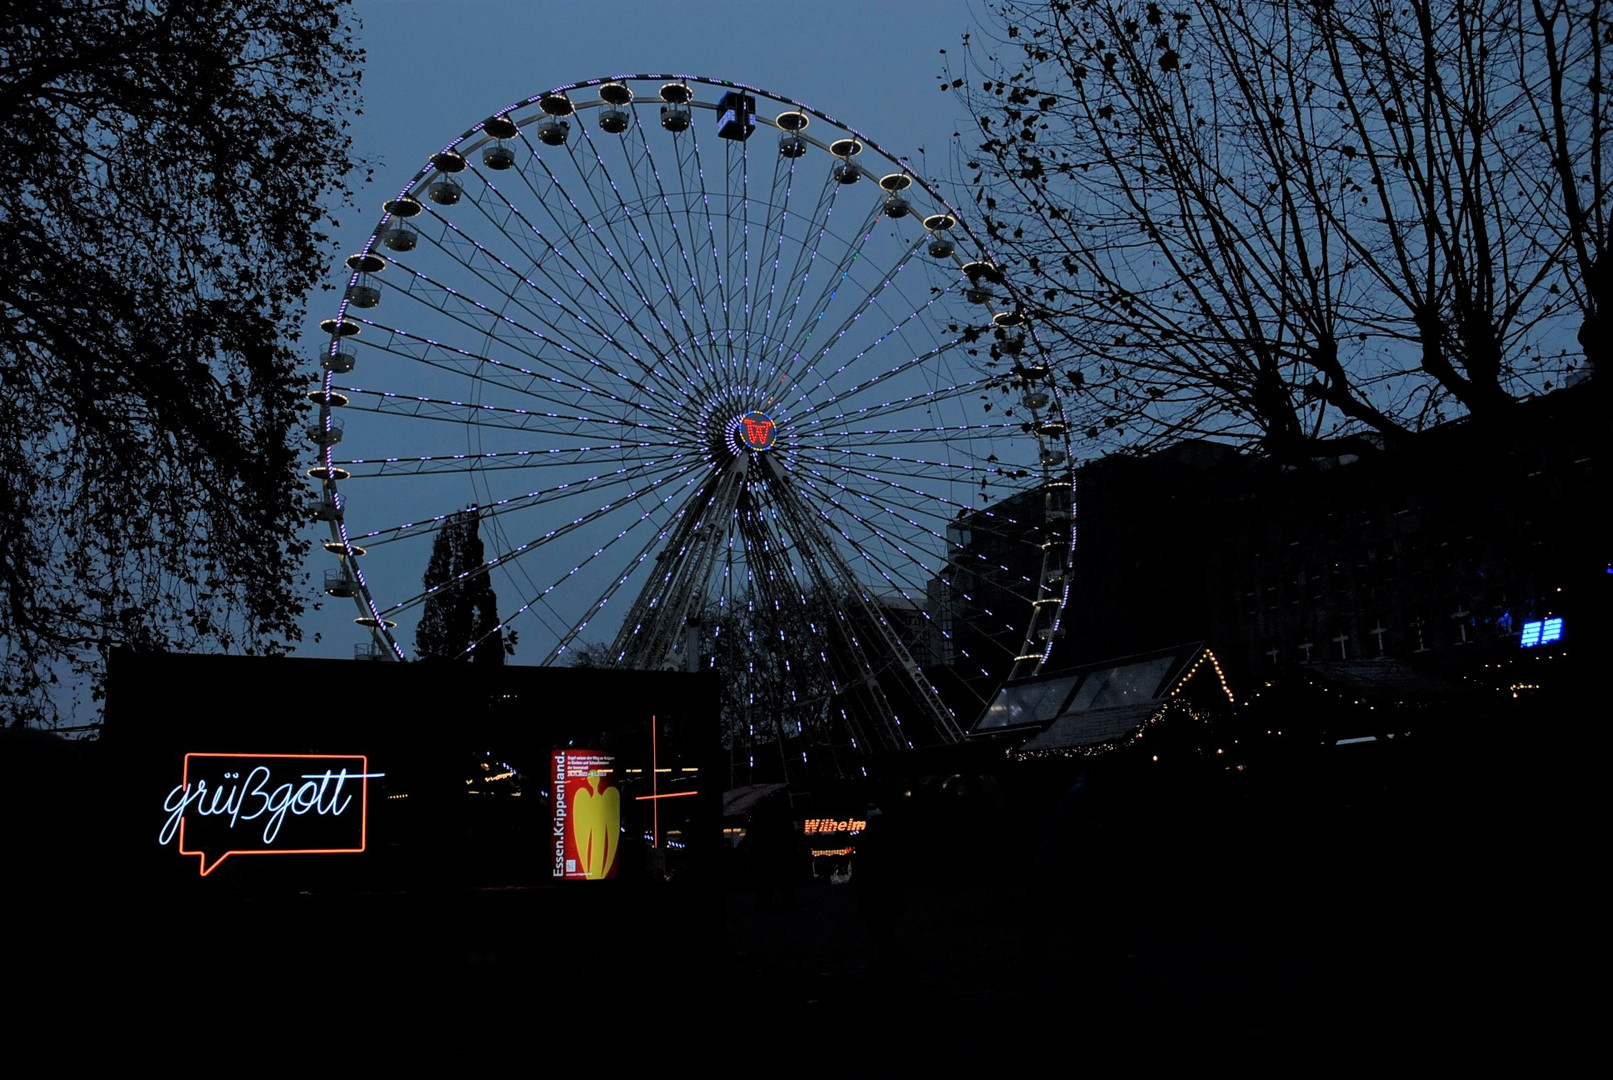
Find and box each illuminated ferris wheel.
[310,75,1074,759]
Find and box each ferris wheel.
[310,75,1074,759]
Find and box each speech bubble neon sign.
[158,753,382,877]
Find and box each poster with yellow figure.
[551,750,619,880]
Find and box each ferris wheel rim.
[309,74,1075,743]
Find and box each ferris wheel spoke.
[506,141,637,289]
[797,486,1038,667]
[330,442,692,481]
[790,455,1044,554]
[327,383,687,446]
[614,119,734,389]
[796,441,1048,501]
[738,502,856,642]
[771,475,944,600]
[350,265,590,387]
[508,132,721,394]
[761,477,922,629]
[725,137,774,400]
[739,149,802,385]
[359,246,687,419]
[695,135,745,396]
[462,148,674,352]
[789,445,1037,494]
[717,518,874,765]
[777,200,956,409]
[761,187,886,394]
[391,211,631,381]
[790,327,1012,454]
[766,163,876,353]
[787,470,969,565]
[759,475,959,744]
[789,348,1023,427]
[342,318,682,433]
[346,464,706,593]
[542,523,672,664]
[751,165,838,406]
[398,164,709,405]
[792,365,1005,426]
[943,569,1046,664]
[381,459,717,620]
[549,460,745,666]
[677,123,741,395]
[782,330,966,433]
[804,424,1038,450]
[563,120,727,392]
[609,457,754,666]
[420,205,690,405]
[779,464,1046,656]
[715,138,753,398]
[605,117,728,391]
[328,381,673,435]
[732,504,888,738]
[753,172,844,385]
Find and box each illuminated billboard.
[552,749,619,880]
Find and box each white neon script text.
[158,768,383,847]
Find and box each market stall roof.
[970,642,1232,755]
[1294,659,1479,705]
[1017,701,1166,755]
[722,783,789,818]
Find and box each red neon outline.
[634,790,699,801]
[652,714,658,847]
[176,753,372,877]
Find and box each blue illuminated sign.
[1520,617,1563,647]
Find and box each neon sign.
[739,411,776,451]
[803,818,866,835]
[158,753,382,876]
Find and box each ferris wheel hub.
[733,410,777,452]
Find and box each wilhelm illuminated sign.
[157,753,382,877]
[803,818,866,835]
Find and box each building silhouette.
[938,379,1603,722]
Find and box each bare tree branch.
[947,0,1603,464]
[0,0,365,724]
